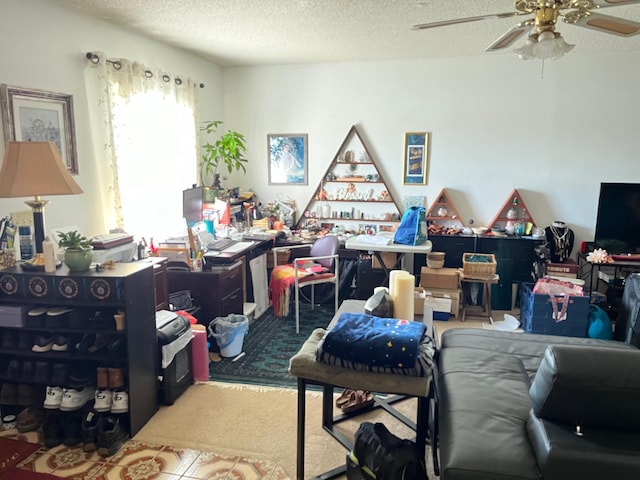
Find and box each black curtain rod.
[85,52,205,88]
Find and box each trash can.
[208,314,249,357]
[156,310,193,405]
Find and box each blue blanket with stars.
[321,312,426,369]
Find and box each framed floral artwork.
[1,84,78,174]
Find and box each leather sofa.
[436,328,640,480]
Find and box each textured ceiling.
[56,0,640,66]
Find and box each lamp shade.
[0,141,83,198]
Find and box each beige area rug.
[134,381,434,479]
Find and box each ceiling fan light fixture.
[533,31,575,60]
[515,30,575,61]
[514,34,538,60]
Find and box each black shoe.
[68,367,96,389]
[26,306,48,328]
[17,384,37,406]
[88,333,113,354]
[1,330,17,349]
[88,310,116,331]
[17,331,32,351]
[22,361,35,382]
[63,411,83,447]
[46,307,72,329]
[0,383,18,404]
[50,363,69,387]
[81,410,102,452]
[34,362,51,384]
[32,335,55,353]
[97,415,128,457]
[7,360,21,380]
[108,338,126,359]
[43,411,65,448]
[52,335,70,352]
[76,333,96,355]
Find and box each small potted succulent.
[57,230,93,272]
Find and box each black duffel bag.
[168,290,201,319]
[347,422,428,480]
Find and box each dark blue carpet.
[208,303,335,388]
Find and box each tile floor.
[1,429,290,480]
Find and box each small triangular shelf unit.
[426,188,465,230]
[296,125,403,234]
[487,189,537,232]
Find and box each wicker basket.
[462,253,496,278]
[268,249,291,269]
[427,251,445,269]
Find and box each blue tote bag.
[394,206,428,245]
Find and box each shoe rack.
[296,125,403,234]
[0,262,157,436]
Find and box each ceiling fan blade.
[485,21,533,51]
[412,11,528,30]
[583,0,640,9]
[566,11,640,36]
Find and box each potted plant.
[57,230,93,272]
[200,120,248,200]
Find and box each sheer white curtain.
[84,52,198,242]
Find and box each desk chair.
[271,235,340,333]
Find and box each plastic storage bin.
[520,282,590,337]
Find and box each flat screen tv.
[182,186,204,226]
[594,182,640,254]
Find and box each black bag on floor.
[168,290,201,319]
[347,422,428,480]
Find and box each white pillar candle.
[389,269,411,299]
[393,273,415,320]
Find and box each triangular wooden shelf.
[426,188,464,229]
[487,189,536,231]
[296,125,403,233]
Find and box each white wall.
[223,53,640,251]
[0,0,223,238]
[2,0,639,254]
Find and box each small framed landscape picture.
[0,84,78,174]
[268,133,308,185]
[403,132,429,185]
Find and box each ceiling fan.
[413,1,640,60]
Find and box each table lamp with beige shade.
[0,141,83,270]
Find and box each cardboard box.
[414,287,453,320]
[420,267,459,290]
[423,287,461,318]
[372,252,398,270]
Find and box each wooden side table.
[459,271,500,323]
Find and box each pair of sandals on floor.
[335,388,374,413]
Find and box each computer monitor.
[182,186,204,226]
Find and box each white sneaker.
[94,389,113,412]
[60,387,95,411]
[44,386,63,409]
[111,390,129,413]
